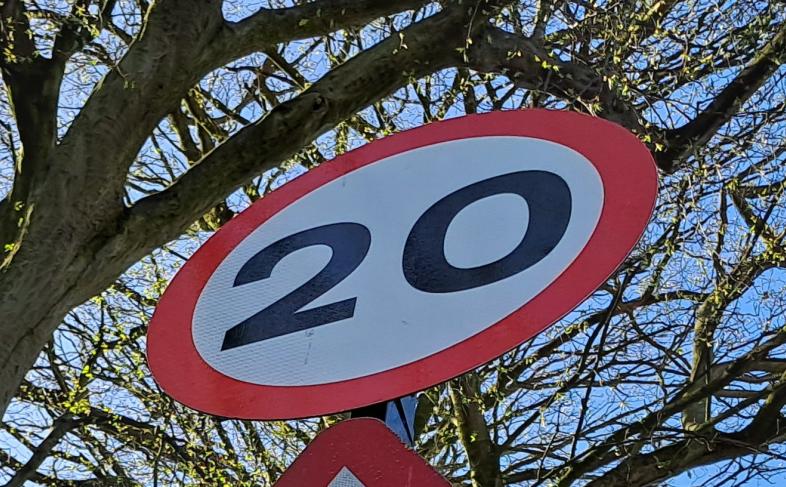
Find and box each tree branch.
[59,0,431,213]
[4,415,82,487]
[99,4,476,273]
[464,26,644,138]
[450,374,502,487]
[212,0,429,67]
[658,22,786,172]
[551,327,786,485]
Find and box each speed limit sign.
[147,109,658,419]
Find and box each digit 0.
[402,171,571,293]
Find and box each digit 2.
[221,223,371,351]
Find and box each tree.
[1,0,786,485]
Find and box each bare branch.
[658,22,786,172]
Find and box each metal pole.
[349,395,417,446]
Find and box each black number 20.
[221,170,571,351]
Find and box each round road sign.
[147,109,658,419]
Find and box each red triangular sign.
[274,418,450,486]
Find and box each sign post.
[350,395,417,445]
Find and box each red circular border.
[147,109,658,419]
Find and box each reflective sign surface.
[147,110,657,419]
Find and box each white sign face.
[191,137,603,385]
[328,468,365,487]
[147,109,658,420]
